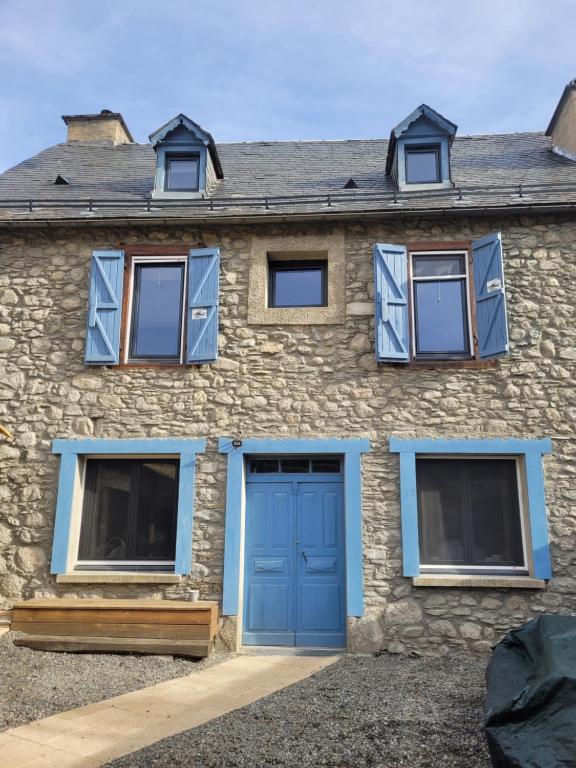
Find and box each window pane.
[249,459,280,473]
[468,461,524,566]
[406,148,440,183]
[271,265,325,307]
[79,460,132,559]
[417,460,467,564]
[417,459,525,569]
[166,157,199,191]
[311,458,341,473]
[412,255,466,277]
[414,280,468,354]
[131,264,184,359]
[281,458,310,473]
[78,459,178,562]
[133,461,178,559]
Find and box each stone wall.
[0,213,574,654]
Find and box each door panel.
[243,483,294,645]
[295,484,345,647]
[243,478,345,648]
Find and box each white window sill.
[56,573,182,585]
[412,575,546,589]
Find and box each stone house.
[0,81,575,655]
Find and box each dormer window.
[165,156,200,192]
[149,114,223,200]
[386,104,457,192]
[405,145,441,184]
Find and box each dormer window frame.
[397,135,452,192]
[152,143,208,200]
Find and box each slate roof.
[0,131,575,225]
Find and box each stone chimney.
[546,79,576,161]
[62,109,134,145]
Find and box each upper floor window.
[84,247,220,367]
[129,259,186,362]
[165,156,200,192]
[268,259,328,308]
[373,232,509,364]
[411,251,471,359]
[405,145,441,184]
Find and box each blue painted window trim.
[50,438,206,575]
[389,437,553,580]
[218,437,371,618]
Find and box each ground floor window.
[389,438,552,582]
[50,438,205,576]
[77,458,179,569]
[417,458,525,572]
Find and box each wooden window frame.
[404,240,493,369]
[118,244,203,368]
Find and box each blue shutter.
[373,243,410,362]
[472,232,509,358]
[84,250,124,365]
[187,247,219,363]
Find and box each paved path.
[1,653,338,767]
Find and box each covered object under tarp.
[484,614,576,767]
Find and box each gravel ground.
[107,652,491,768]
[0,630,228,731]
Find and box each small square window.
[411,252,471,359]
[165,156,200,192]
[268,260,327,308]
[129,262,186,361]
[405,145,441,184]
[77,459,179,569]
[416,458,526,572]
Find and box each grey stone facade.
[0,212,574,654]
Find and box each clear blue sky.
[0,0,574,172]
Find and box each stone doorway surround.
[218,437,371,651]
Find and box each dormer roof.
[148,113,223,178]
[386,104,458,174]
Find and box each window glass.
[417,459,524,569]
[78,459,178,562]
[281,458,310,473]
[269,261,326,308]
[405,147,440,184]
[249,459,280,473]
[311,457,341,473]
[414,280,468,354]
[166,157,199,191]
[412,255,465,277]
[130,263,184,359]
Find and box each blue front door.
[243,478,345,647]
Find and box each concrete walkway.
[1,654,338,768]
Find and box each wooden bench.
[11,598,218,657]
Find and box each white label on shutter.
[191,308,208,320]
[486,278,502,293]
